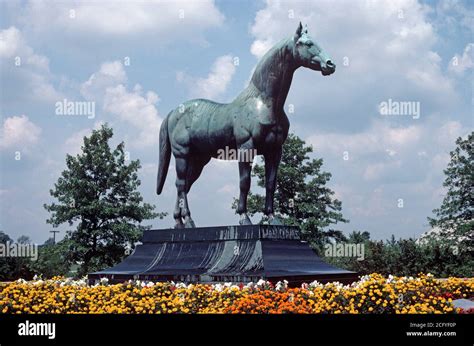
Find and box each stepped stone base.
[88,225,358,286]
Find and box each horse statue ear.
[294,22,303,41]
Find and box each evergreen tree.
[428,132,473,245]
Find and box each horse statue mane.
[157,22,336,228]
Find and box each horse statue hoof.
[184,216,196,228]
[268,214,283,226]
[239,214,253,225]
[174,221,185,229]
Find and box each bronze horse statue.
[157,23,336,228]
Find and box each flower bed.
[0,274,472,314]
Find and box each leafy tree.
[12,235,34,279]
[428,132,473,245]
[325,232,473,277]
[29,239,73,278]
[17,235,31,244]
[0,232,11,245]
[0,231,15,281]
[233,133,348,250]
[44,124,165,277]
[0,232,34,280]
[43,238,55,246]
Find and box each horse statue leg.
[174,156,196,228]
[236,140,254,225]
[173,197,184,228]
[264,148,283,225]
[237,161,252,225]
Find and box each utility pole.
[49,230,60,244]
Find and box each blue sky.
[0,0,472,244]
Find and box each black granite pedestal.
[88,225,358,286]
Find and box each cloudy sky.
[0,0,472,244]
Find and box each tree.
[44,124,165,277]
[0,231,15,281]
[233,133,348,250]
[346,230,371,243]
[428,132,473,245]
[325,232,473,277]
[17,235,31,244]
[12,235,34,279]
[28,239,73,278]
[0,232,34,281]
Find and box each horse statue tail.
[156,113,171,195]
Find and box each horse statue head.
[292,22,336,76]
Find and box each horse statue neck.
[247,38,298,114]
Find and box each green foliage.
[233,133,348,248]
[0,232,72,280]
[428,132,473,245]
[28,239,73,278]
[0,232,34,281]
[326,231,474,278]
[0,232,15,281]
[44,124,165,277]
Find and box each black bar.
[0,314,472,345]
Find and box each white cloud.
[0,26,22,58]
[431,152,451,172]
[0,115,41,151]
[178,55,236,100]
[0,25,49,71]
[448,43,474,74]
[308,121,422,157]
[80,61,162,148]
[103,84,161,147]
[307,118,465,182]
[363,161,401,181]
[64,128,91,156]
[352,187,390,217]
[195,55,236,99]
[435,0,474,33]
[80,61,127,101]
[21,1,224,40]
[250,39,273,59]
[0,26,62,102]
[435,120,465,147]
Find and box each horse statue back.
[157,23,336,228]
